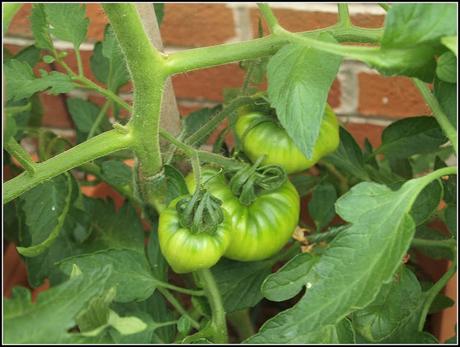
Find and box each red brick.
[6,4,32,38]
[358,73,431,118]
[328,79,341,108]
[40,93,72,129]
[172,63,245,102]
[161,4,235,47]
[251,9,337,37]
[351,14,385,28]
[343,122,385,148]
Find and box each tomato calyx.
[176,189,224,234]
[226,156,287,206]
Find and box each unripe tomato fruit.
[186,169,300,262]
[235,104,339,174]
[158,196,232,274]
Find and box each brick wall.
[5,3,432,148]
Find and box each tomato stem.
[195,268,228,343]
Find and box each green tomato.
[158,196,232,274]
[186,169,300,262]
[235,104,339,174]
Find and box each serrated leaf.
[24,198,144,287]
[101,160,132,187]
[4,266,112,344]
[413,225,454,260]
[164,164,189,204]
[308,182,337,230]
[90,25,130,92]
[377,116,447,159]
[382,4,457,48]
[66,98,111,142]
[30,4,54,51]
[410,179,443,226]
[146,230,169,281]
[17,174,73,257]
[5,60,74,101]
[182,106,222,146]
[267,33,342,159]
[262,253,318,302]
[112,291,177,343]
[434,77,457,128]
[352,266,422,342]
[442,36,457,56]
[436,51,457,83]
[43,4,89,49]
[59,249,158,303]
[289,174,319,197]
[15,45,42,67]
[324,127,370,181]
[246,172,439,343]
[211,258,274,313]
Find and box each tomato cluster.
[158,104,340,273]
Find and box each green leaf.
[429,292,455,314]
[5,60,74,101]
[30,4,54,51]
[413,225,454,260]
[410,179,443,226]
[382,4,457,48]
[444,204,457,237]
[436,51,457,83]
[153,3,165,26]
[90,25,130,92]
[24,198,144,287]
[43,4,89,49]
[4,266,112,344]
[410,145,454,175]
[352,266,422,342]
[388,157,413,179]
[324,127,369,181]
[441,36,457,56]
[289,174,319,197]
[262,253,319,302]
[76,287,148,337]
[59,249,158,303]
[377,116,447,159]
[308,182,337,230]
[15,45,42,67]
[164,164,189,204]
[146,230,169,281]
[246,172,438,343]
[177,315,192,335]
[182,106,222,146]
[66,98,110,142]
[17,174,73,257]
[110,292,177,343]
[211,258,274,313]
[101,160,132,187]
[267,33,342,159]
[434,77,457,128]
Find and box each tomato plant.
[3,3,458,344]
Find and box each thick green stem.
[159,128,245,170]
[412,78,457,155]
[337,3,352,27]
[195,268,228,343]
[418,253,457,331]
[164,26,383,76]
[257,3,280,32]
[5,139,37,175]
[4,129,133,204]
[227,309,255,341]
